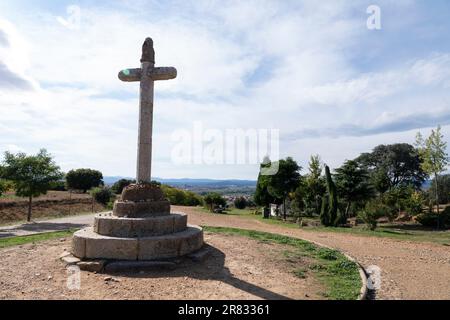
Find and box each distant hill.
[103,176,256,188]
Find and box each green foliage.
[254,158,277,207]
[403,190,425,216]
[90,186,114,206]
[203,192,226,211]
[357,143,427,193]
[319,195,330,226]
[429,174,450,205]
[416,206,450,229]
[49,180,66,191]
[358,200,390,230]
[290,179,306,217]
[234,196,247,209]
[161,185,202,206]
[325,165,339,225]
[265,157,302,219]
[416,126,449,209]
[66,168,103,193]
[111,178,136,194]
[334,160,374,218]
[1,149,63,221]
[304,155,326,215]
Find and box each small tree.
[204,192,226,212]
[66,168,103,193]
[111,178,136,194]
[416,126,449,225]
[90,186,114,206]
[1,149,63,221]
[234,196,247,209]
[304,155,326,215]
[266,157,301,220]
[335,160,374,219]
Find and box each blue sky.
[0,0,449,179]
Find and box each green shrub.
[66,168,103,193]
[358,200,390,230]
[90,187,113,206]
[234,196,247,209]
[416,206,450,229]
[49,180,66,191]
[111,179,135,194]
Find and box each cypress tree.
[324,165,339,226]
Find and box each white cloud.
[0,1,449,179]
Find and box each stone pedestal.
[71,184,204,261]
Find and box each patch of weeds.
[0,230,76,249]
[293,268,307,279]
[316,248,339,261]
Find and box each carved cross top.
[118,38,177,183]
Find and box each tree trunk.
[434,172,440,229]
[283,197,287,220]
[345,202,351,220]
[27,195,32,222]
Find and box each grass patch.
[0,230,75,249]
[193,207,450,245]
[203,226,361,300]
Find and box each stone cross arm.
[118,67,177,82]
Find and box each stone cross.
[118,38,177,183]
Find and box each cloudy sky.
[0,0,449,180]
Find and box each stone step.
[94,212,187,238]
[113,200,170,217]
[72,225,203,261]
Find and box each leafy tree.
[161,185,202,206]
[204,192,226,212]
[254,159,277,208]
[90,186,114,206]
[334,160,374,219]
[66,168,103,193]
[304,155,326,215]
[1,149,63,221]
[234,196,247,209]
[416,126,449,217]
[356,143,427,193]
[111,178,136,194]
[266,157,301,220]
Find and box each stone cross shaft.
[118,38,177,183]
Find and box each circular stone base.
[71,225,203,261]
[94,212,188,237]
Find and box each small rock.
[104,277,112,281]
[61,255,81,265]
[47,276,53,280]
[35,273,41,277]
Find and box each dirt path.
[174,206,450,300]
[0,233,324,300]
[2,206,449,299]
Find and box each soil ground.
[0,232,324,300]
[1,205,449,300]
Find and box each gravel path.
[2,206,449,300]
